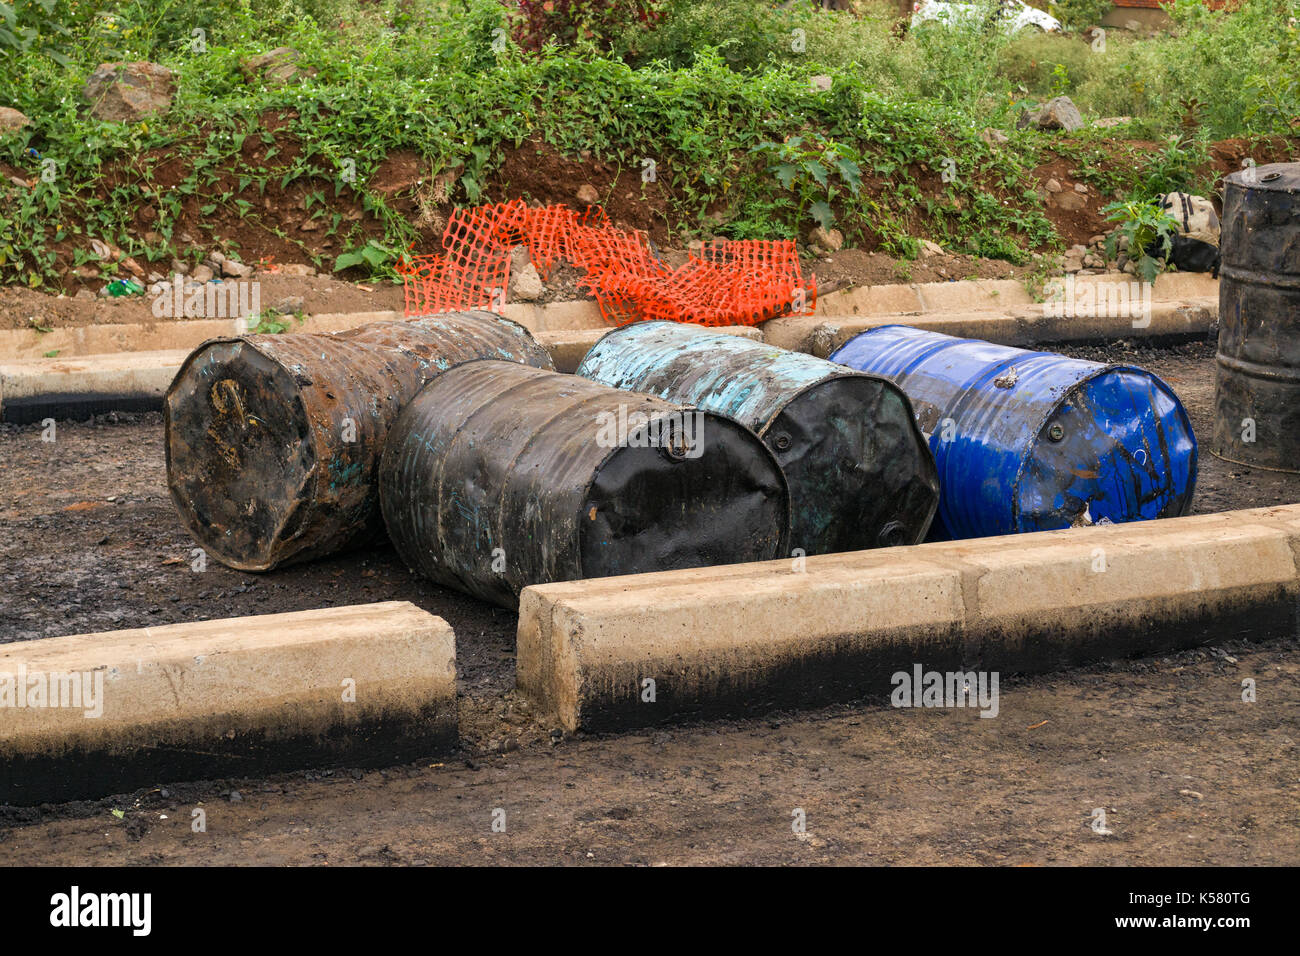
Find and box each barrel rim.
[382,309,545,344]
[581,410,793,575]
[164,335,315,572]
[1224,162,1300,194]
[1010,361,1199,527]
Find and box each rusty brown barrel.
[164,312,554,571]
[1214,162,1300,472]
[378,361,790,608]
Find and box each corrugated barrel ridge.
[1213,162,1300,472]
[577,321,939,554]
[379,361,791,608]
[830,325,1197,540]
[164,311,553,571]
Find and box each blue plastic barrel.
[829,326,1198,540]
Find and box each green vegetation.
[1102,198,1180,283]
[248,306,306,334]
[0,0,1295,289]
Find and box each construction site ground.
[0,338,1297,864]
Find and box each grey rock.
[82,61,175,122]
[510,260,544,302]
[1017,95,1085,132]
[273,295,305,315]
[807,226,844,254]
[240,47,312,87]
[0,107,31,134]
[221,258,252,278]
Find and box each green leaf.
[836,158,862,194]
[809,202,834,230]
[333,251,366,271]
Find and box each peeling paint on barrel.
[164,311,553,571]
[379,361,790,608]
[830,325,1197,540]
[1213,162,1300,473]
[576,321,939,555]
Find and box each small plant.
[1049,62,1070,98]
[0,0,72,66]
[248,308,305,335]
[1102,199,1180,284]
[751,133,862,231]
[333,239,402,276]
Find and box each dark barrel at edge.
[378,361,791,608]
[164,311,554,571]
[575,321,939,555]
[1213,162,1300,472]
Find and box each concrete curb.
[0,310,402,361]
[811,272,1217,319]
[0,275,1219,419]
[0,350,189,424]
[0,301,607,361]
[0,326,768,419]
[0,602,457,805]
[1,273,1216,361]
[764,298,1217,357]
[517,505,1300,732]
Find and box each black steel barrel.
[164,311,554,571]
[1214,162,1300,472]
[378,361,790,608]
[576,321,939,554]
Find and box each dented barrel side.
[378,361,790,608]
[1214,162,1300,472]
[830,325,1197,540]
[164,311,553,571]
[577,321,939,554]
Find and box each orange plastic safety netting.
[396,199,816,327]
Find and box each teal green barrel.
[576,321,940,555]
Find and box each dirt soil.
[0,247,1032,333]
[8,128,1290,332]
[0,342,1297,864]
[0,272,406,332]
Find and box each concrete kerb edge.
[1,273,1217,362]
[515,505,1300,732]
[0,601,459,805]
[2,299,1218,420]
